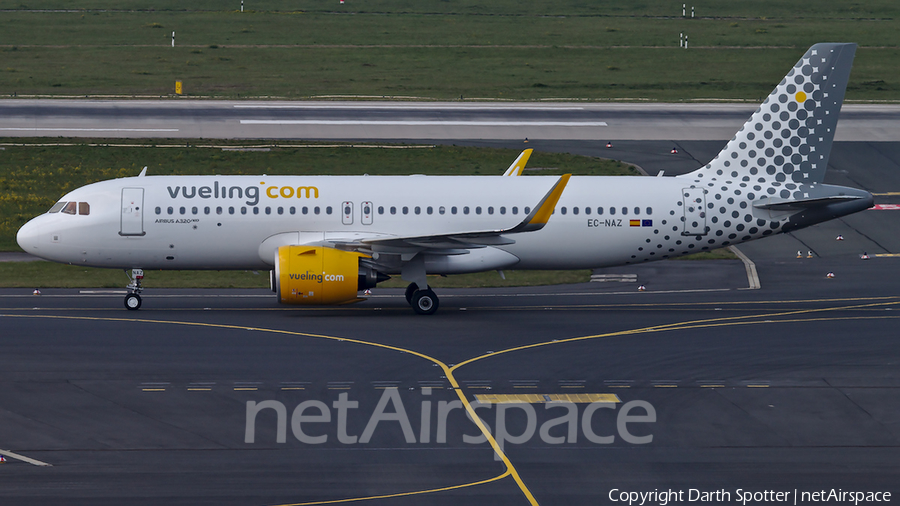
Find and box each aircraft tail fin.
[688,43,856,185]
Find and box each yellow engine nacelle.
[274,246,370,305]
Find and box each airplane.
[16,43,872,315]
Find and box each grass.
[378,270,592,289]
[0,140,638,250]
[0,261,272,288]
[2,0,898,19]
[0,1,897,100]
[675,248,738,260]
[0,261,592,289]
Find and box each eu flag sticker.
[642,220,653,227]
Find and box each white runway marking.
[0,127,179,132]
[240,120,607,127]
[234,105,585,110]
[0,448,52,467]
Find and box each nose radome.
[16,219,41,254]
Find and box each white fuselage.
[18,174,738,272]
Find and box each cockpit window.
[51,201,90,215]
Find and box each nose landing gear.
[124,268,144,310]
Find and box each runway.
[1,270,898,505]
[2,100,900,504]
[2,99,900,141]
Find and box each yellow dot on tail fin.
[795,91,807,103]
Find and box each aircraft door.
[361,201,373,225]
[341,201,353,225]
[120,187,146,236]
[681,187,707,236]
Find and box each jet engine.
[273,246,388,305]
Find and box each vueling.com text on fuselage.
[166,182,320,207]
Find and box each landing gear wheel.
[124,293,142,310]
[405,283,418,304]
[411,289,439,315]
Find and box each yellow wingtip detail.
[528,174,571,226]
[504,148,534,176]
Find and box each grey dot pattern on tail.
[628,44,857,263]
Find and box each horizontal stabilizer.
[753,194,867,210]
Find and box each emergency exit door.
[681,187,707,236]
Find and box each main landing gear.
[124,268,144,310]
[405,283,439,315]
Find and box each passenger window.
[242,207,247,215]
[585,207,591,215]
[622,207,628,215]
[402,206,409,215]
[62,202,77,215]
[646,207,653,215]
[253,207,260,215]
[217,207,224,215]
[230,207,236,215]
[277,207,283,215]
[610,207,616,215]
[192,207,198,215]
[78,202,90,215]
[524,206,531,214]
[512,206,518,215]
[475,206,482,215]
[289,207,295,215]
[451,206,457,215]
[167,206,174,215]
[344,205,351,215]
[414,206,421,215]
[326,206,332,215]
[378,206,384,215]
[560,207,567,215]
[390,206,396,215]
[204,206,211,215]
[573,207,579,215]
[180,207,186,215]
[265,207,271,215]
[314,206,320,215]
[598,207,604,215]
[427,206,433,215]
[439,206,445,215]
[463,206,470,215]
[49,201,66,213]
[155,207,161,215]
[500,206,506,215]
[634,207,640,215]
[302,207,308,215]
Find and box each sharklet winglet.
[506,174,571,233]
[503,149,534,176]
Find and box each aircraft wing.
[327,174,570,254]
